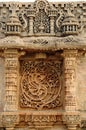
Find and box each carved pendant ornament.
[20,60,62,110]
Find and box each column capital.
[4,49,25,58]
[63,49,78,58]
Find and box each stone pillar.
[50,16,55,34]
[4,49,19,111]
[63,50,80,130]
[29,16,34,34]
[63,50,78,111]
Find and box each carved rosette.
[20,60,62,110]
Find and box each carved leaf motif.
[20,60,62,110]
[34,10,50,33]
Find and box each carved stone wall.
[0,0,85,37]
[0,0,85,130]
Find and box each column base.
[6,128,14,130]
[67,125,77,130]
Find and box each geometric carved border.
[20,60,63,110]
[0,114,63,128]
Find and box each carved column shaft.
[63,50,80,130]
[67,125,77,130]
[4,49,19,111]
[63,50,78,111]
[50,16,55,34]
[29,16,34,34]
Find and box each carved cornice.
[0,36,85,51]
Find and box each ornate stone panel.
[0,0,86,129]
[0,0,85,36]
[20,60,63,110]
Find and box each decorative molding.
[0,36,85,51]
[0,113,63,128]
[33,39,48,45]
[25,114,62,127]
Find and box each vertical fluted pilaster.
[4,49,19,111]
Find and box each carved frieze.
[17,114,62,127]
[20,60,63,110]
[0,113,63,128]
[25,114,62,127]
[0,0,85,36]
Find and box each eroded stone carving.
[0,0,85,36]
[2,115,18,127]
[63,113,81,130]
[20,60,62,109]
[0,0,85,130]
[63,50,78,111]
[18,114,63,127]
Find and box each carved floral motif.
[20,60,62,109]
[18,114,62,127]
[33,39,48,45]
[0,0,85,36]
[33,9,50,33]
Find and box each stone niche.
[19,53,63,110]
